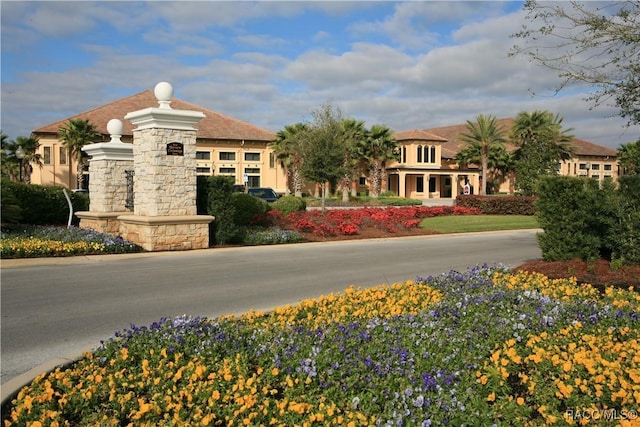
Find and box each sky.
[1,1,639,150]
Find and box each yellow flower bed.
[233,280,443,330]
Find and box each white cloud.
[1,0,638,150]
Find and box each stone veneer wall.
[77,213,124,235]
[133,128,197,217]
[88,160,133,212]
[118,216,210,251]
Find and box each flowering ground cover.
[4,265,638,426]
[0,225,143,258]
[286,205,481,237]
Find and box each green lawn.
[420,215,539,233]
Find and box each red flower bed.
[285,206,481,236]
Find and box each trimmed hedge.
[231,192,270,226]
[271,195,306,217]
[455,195,537,215]
[0,179,89,225]
[535,177,615,262]
[610,175,640,264]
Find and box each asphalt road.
[1,230,541,387]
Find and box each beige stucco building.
[29,92,620,200]
[30,90,286,194]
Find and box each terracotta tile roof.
[423,117,618,159]
[32,90,276,142]
[568,137,618,157]
[393,129,447,142]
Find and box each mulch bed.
[514,258,640,290]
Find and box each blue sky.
[1,1,638,149]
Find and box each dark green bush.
[1,184,22,224]
[271,195,307,217]
[610,175,640,264]
[535,176,615,262]
[231,193,269,226]
[1,179,89,225]
[455,195,537,215]
[201,176,243,246]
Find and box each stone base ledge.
[118,214,214,252]
[117,214,214,225]
[76,211,130,235]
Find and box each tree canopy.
[59,119,99,189]
[299,104,348,209]
[618,139,640,175]
[511,110,575,196]
[458,115,507,196]
[511,0,640,126]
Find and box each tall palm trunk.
[76,154,84,190]
[291,167,303,197]
[370,159,382,198]
[342,174,350,202]
[480,147,489,196]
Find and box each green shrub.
[202,176,243,246]
[1,184,22,224]
[455,195,537,215]
[1,179,89,225]
[271,195,307,217]
[610,175,640,264]
[535,176,614,261]
[231,193,269,226]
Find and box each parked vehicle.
[247,187,279,203]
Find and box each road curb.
[1,353,82,408]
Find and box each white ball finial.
[107,119,124,143]
[154,82,173,109]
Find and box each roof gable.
[32,90,276,142]
[393,129,447,142]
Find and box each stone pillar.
[117,82,214,251]
[76,119,134,234]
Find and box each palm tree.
[510,110,574,195]
[357,124,398,198]
[59,119,99,190]
[340,118,367,201]
[455,142,514,194]
[271,123,308,197]
[12,136,43,183]
[617,139,640,175]
[458,114,507,196]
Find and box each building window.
[269,152,276,168]
[43,147,51,165]
[591,163,600,171]
[244,168,260,174]
[417,146,423,163]
[219,167,236,174]
[402,147,406,163]
[430,146,436,163]
[245,152,260,161]
[604,164,612,171]
[196,167,211,174]
[423,146,429,163]
[429,177,436,193]
[359,177,366,186]
[579,163,588,170]
[219,152,236,161]
[416,176,424,193]
[59,147,67,165]
[196,151,211,160]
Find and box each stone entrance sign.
[77,82,214,251]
